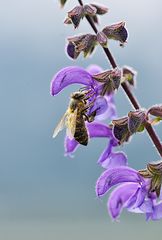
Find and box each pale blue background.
[0,0,162,239]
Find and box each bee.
[53,90,96,146]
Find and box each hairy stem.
[78,0,162,157]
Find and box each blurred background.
[0,0,162,239]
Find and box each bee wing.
[66,108,78,139]
[53,112,68,138]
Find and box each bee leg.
[83,112,96,123]
[83,108,100,123]
[84,94,95,101]
[82,100,96,111]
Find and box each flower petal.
[64,135,79,155]
[140,198,154,214]
[87,122,113,138]
[96,166,143,197]
[88,94,117,121]
[64,122,113,155]
[148,202,162,220]
[50,66,94,96]
[108,183,139,220]
[101,151,128,169]
[97,140,114,165]
[98,103,117,121]
[126,185,146,209]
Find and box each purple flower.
[50,66,95,96]
[96,166,162,220]
[65,121,127,169]
[50,65,117,120]
[51,65,124,168]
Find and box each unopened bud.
[102,22,128,46]
[93,68,121,95]
[128,110,146,134]
[112,117,131,143]
[147,105,162,118]
[68,34,97,58]
[67,42,80,59]
[139,160,162,197]
[67,6,84,28]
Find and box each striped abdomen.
[74,114,88,146]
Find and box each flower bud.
[68,34,97,58]
[112,117,131,144]
[67,42,80,59]
[102,22,128,46]
[139,160,162,197]
[128,110,146,134]
[147,105,162,118]
[93,68,121,95]
[66,6,84,28]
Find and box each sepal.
[102,22,128,46]
[128,110,146,134]
[67,34,97,58]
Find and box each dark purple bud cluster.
[102,22,128,46]
[112,110,146,143]
[64,3,108,28]
[66,22,128,59]
[67,34,97,58]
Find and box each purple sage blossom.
[50,65,117,120]
[65,122,127,169]
[96,166,162,220]
[51,65,124,168]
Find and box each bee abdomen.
[74,120,88,146]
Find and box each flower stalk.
[78,0,162,157]
[54,0,162,221]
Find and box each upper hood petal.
[50,66,94,96]
[96,166,143,197]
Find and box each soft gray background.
[0,0,162,239]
